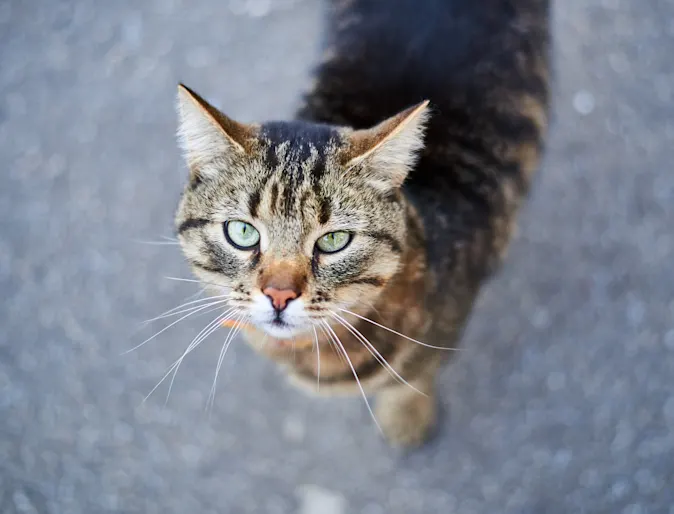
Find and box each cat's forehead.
[258,120,342,172]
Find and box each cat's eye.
[224,220,260,250]
[315,231,352,254]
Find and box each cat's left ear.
[341,101,430,190]
[176,84,257,172]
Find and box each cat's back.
[301,0,549,133]
[300,0,550,289]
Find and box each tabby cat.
[174,0,550,446]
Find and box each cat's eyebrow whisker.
[312,325,321,392]
[165,308,239,405]
[320,321,382,435]
[329,312,427,397]
[338,308,460,351]
[206,313,249,413]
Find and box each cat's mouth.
[256,316,306,340]
[247,293,313,340]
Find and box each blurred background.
[1,0,673,512]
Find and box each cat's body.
[175,0,550,446]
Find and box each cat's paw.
[376,387,436,448]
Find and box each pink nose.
[263,287,299,312]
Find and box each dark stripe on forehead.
[318,197,331,225]
[248,190,261,218]
[269,182,279,215]
[283,178,296,217]
[299,190,311,216]
[260,121,337,217]
[178,218,210,234]
[366,231,403,254]
[259,120,338,164]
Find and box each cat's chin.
[256,320,310,341]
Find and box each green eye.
[316,231,351,254]
[225,220,260,249]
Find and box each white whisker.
[163,275,228,290]
[312,325,320,392]
[320,321,382,434]
[338,308,459,351]
[124,302,228,355]
[141,294,231,325]
[143,309,236,405]
[142,309,236,405]
[318,323,346,365]
[207,314,248,413]
[329,312,426,397]
[140,298,229,326]
[163,276,202,284]
[183,287,207,302]
[165,308,239,405]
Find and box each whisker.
[317,323,342,365]
[140,298,230,326]
[183,287,207,303]
[320,321,382,434]
[338,308,459,351]
[143,309,237,405]
[312,324,320,392]
[206,313,248,413]
[127,287,207,337]
[123,302,228,355]
[163,276,202,284]
[320,323,346,365]
[165,308,239,405]
[329,313,426,397]
[163,276,226,289]
[141,294,231,325]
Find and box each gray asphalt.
[1,0,673,513]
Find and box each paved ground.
[1,0,673,512]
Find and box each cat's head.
[174,85,429,341]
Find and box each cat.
[173,0,550,447]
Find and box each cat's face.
[175,85,428,341]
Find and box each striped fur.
[175,0,550,446]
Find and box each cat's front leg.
[375,371,438,447]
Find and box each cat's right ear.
[176,84,257,175]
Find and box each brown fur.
[173,0,550,446]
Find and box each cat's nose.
[263,286,299,312]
